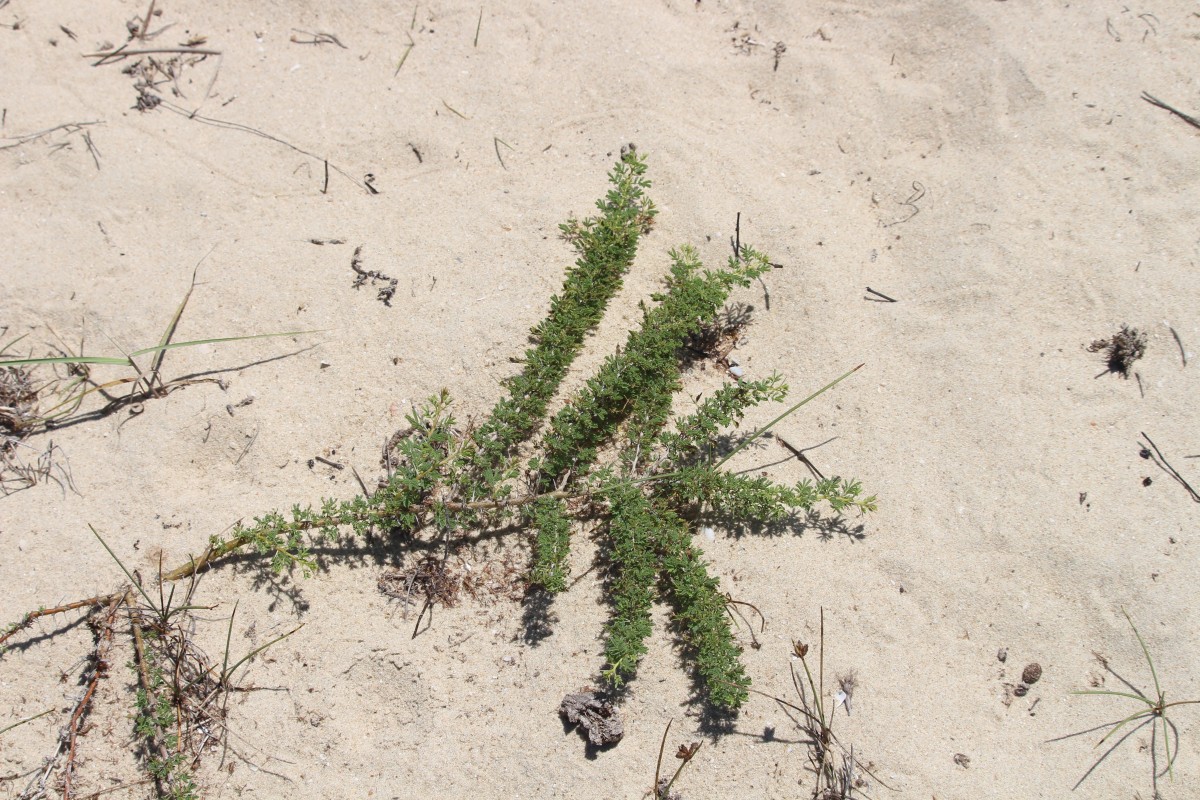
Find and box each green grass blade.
[394,33,415,75]
[128,330,321,358]
[1094,709,1154,750]
[1161,712,1176,778]
[1073,689,1153,705]
[1122,609,1163,701]
[797,657,826,729]
[2,332,319,366]
[221,600,238,684]
[89,524,160,615]
[715,364,863,469]
[222,624,303,683]
[149,264,202,383]
[0,355,132,367]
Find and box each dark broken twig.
[1168,326,1186,368]
[156,100,373,194]
[494,136,513,170]
[1140,432,1200,503]
[1142,92,1200,131]
[884,181,925,227]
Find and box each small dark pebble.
[1022,663,1043,685]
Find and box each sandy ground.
[2,1,1199,798]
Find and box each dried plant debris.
[81,5,220,111]
[0,363,38,434]
[559,690,624,746]
[1088,325,1147,377]
[379,551,527,613]
[118,48,215,110]
[835,671,857,714]
[379,557,462,613]
[1,363,76,494]
[459,554,528,604]
[684,302,753,369]
[2,437,75,496]
[655,778,684,800]
[350,245,398,306]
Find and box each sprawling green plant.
[6,152,873,718]
[170,151,873,708]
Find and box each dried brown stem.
[62,592,126,799]
[85,47,221,59]
[0,592,123,648]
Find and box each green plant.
[1059,609,1199,794]
[0,266,315,434]
[3,152,875,797]
[92,526,298,799]
[161,151,871,709]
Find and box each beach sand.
[2,1,1198,797]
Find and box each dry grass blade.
[0,331,318,370]
[0,708,54,736]
[394,32,415,75]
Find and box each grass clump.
[0,269,313,434]
[1057,609,1199,795]
[742,610,886,799]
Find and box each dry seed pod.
[1022,663,1043,685]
